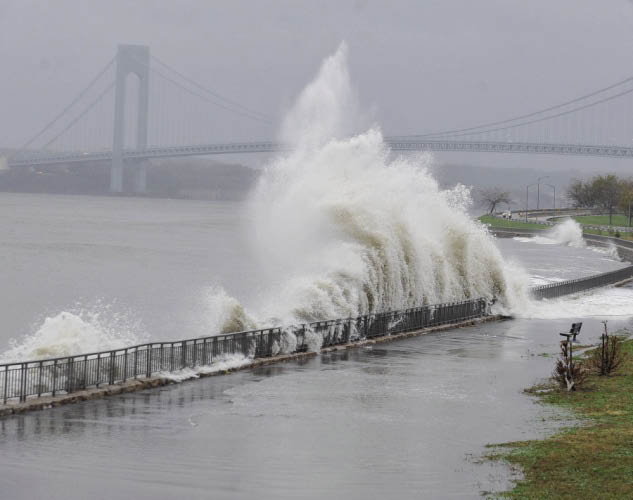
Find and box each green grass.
[477,215,633,241]
[486,339,633,499]
[572,215,631,227]
[479,215,549,230]
[583,227,633,242]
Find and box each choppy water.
[0,193,260,352]
[1,192,633,499]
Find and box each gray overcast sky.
[2,0,633,170]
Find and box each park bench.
[560,322,582,343]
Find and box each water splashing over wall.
[211,43,529,329]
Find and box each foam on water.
[514,219,585,247]
[1,304,145,363]
[519,286,633,319]
[207,43,530,330]
[512,219,626,263]
[590,241,622,261]
[158,354,251,382]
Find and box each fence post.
[19,363,27,402]
[147,345,152,378]
[96,355,101,388]
[65,359,72,394]
[123,348,128,382]
[37,361,43,397]
[52,359,58,396]
[109,351,115,385]
[3,365,8,404]
[82,355,88,390]
[269,330,274,355]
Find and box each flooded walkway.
[2,313,631,499]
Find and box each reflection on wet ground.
[2,316,631,499]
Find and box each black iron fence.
[531,265,633,300]
[1,298,488,404]
[4,260,631,406]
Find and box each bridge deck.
[7,139,633,168]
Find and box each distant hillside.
[0,157,260,200]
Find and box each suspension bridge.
[5,44,633,193]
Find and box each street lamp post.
[544,183,556,210]
[525,182,538,222]
[536,176,549,211]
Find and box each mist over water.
[210,43,528,330]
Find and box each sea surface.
[1,192,632,499]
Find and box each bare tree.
[478,187,511,214]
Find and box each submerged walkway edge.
[0,315,502,418]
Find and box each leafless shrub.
[553,339,587,391]
[588,321,625,376]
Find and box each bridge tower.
[111,44,150,194]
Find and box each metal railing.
[531,265,633,300]
[4,258,631,406]
[1,298,488,405]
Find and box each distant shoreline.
[0,158,260,201]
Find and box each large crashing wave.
[213,43,529,331]
[1,44,531,363]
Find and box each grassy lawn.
[583,227,633,242]
[479,215,549,230]
[486,339,633,499]
[572,215,631,227]
[477,215,633,241]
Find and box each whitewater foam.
[205,43,529,331]
[519,285,633,319]
[589,241,622,261]
[513,219,585,248]
[1,305,145,363]
[157,354,252,382]
[5,44,537,362]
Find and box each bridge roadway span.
[8,139,633,167]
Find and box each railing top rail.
[531,265,633,292]
[2,233,630,370]
[2,259,626,370]
[0,298,485,370]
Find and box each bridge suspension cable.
[424,84,633,141]
[40,81,115,150]
[125,53,273,126]
[150,55,272,123]
[145,63,273,125]
[414,74,633,139]
[15,57,116,154]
